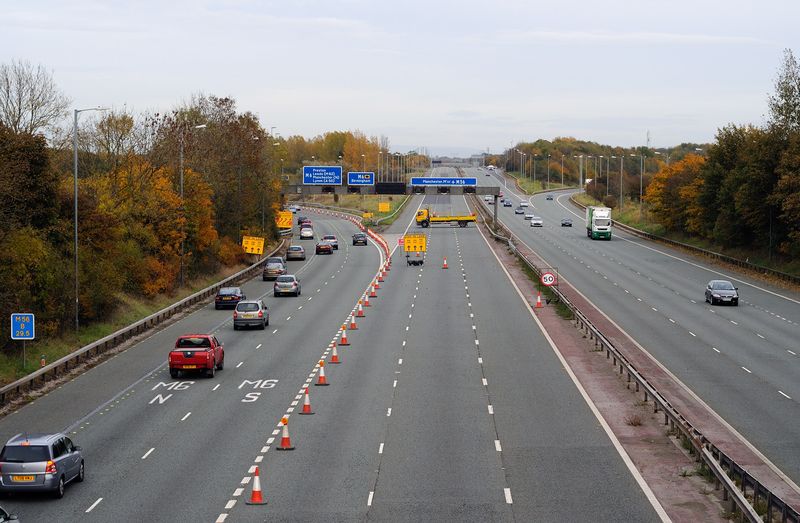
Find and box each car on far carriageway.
[353,232,368,246]
[274,275,301,297]
[233,300,269,330]
[546,194,554,200]
[215,287,245,309]
[561,218,573,227]
[169,334,224,378]
[322,234,338,249]
[0,432,84,499]
[705,280,739,306]
[286,245,306,260]
[315,240,334,255]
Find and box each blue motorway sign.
[10,313,35,340]
[410,177,477,186]
[347,172,375,186]
[303,166,343,185]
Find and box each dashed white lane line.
[255,343,262,349]
[213,384,220,391]
[756,333,765,339]
[233,488,243,497]
[286,316,292,321]
[398,358,403,365]
[689,332,696,337]
[236,362,244,368]
[779,391,792,399]
[272,329,278,334]
[651,307,658,312]
[298,305,303,310]
[86,497,103,513]
[215,514,228,523]
[742,367,752,374]
[225,500,236,509]
[789,350,797,356]
[367,491,374,506]
[478,357,483,364]
[141,448,155,460]
[487,405,494,414]
[181,412,191,421]
[393,380,397,388]
[712,347,721,353]
[494,440,502,451]
[241,476,251,485]
[378,443,384,454]
[482,378,488,386]
[669,318,676,323]
[504,488,513,504]
[730,320,738,325]
[387,408,392,417]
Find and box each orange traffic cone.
[340,327,350,346]
[363,293,371,307]
[330,343,341,364]
[416,251,421,257]
[374,278,381,290]
[356,302,365,318]
[276,417,295,451]
[378,270,385,282]
[386,259,391,270]
[299,388,314,415]
[245,466,268,504]
[442,257,449,269]
[349,315,358,330]
[369,285,377,298]
[315,360,330,386]
[535,291,543,309]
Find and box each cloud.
[498,30,769,46]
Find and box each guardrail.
[470,195,798,523]
[569,196,800,286]
[0,239,287,407]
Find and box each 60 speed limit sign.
[540,272,557,286]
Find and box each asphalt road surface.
[0,172,662,521]
[474,165,800,488]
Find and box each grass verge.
[298,194,409,227]
[505,171,572,194]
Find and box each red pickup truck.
[169,334,224,379]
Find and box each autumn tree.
[644,154,705,231]
[0,60,71,135]
[768,49,800,135]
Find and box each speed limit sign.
[540,272,557,286]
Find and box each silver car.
[530,216,543,227]
[274,275,301,297]
[299,227,314,240]
[286,245,306,260]
[234,300,269,330]
[0,433,84,498]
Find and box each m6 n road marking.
[149,381,195,404]
[239,379,279,402]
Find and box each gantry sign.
[287,169,499,196]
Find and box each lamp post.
[620,155,624,210]
[361,153,366,172]
[73,106,108,331]
[532,155,537,186]
[178,123,207,288]
[608,156,616,197]
[560,154,565,186]
[546,154,551,189]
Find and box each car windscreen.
[323,236,335,240]
[276,276,295,283]
[594,219,611,226]
[218,288,238,295]
[267,258,283,264]
[236,303,260,312]
[712,281,735,290]
[267,262,283,268]
[177,337,212,348]
[288,246,302,251]
[0,445,50,462]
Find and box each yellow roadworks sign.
[242,235,265,255]
[276,211,293,229]
[378,202,390,213]
[403,233,427,253]
[362,212,374,219]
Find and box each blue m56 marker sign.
[11,313,35,340]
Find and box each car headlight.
[712,294,720,298]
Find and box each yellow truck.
[403,233,427,266]
[415,208,476,228]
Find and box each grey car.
[0,433,84,498]
[234,300,269,330]
[286,245,306,261]
[705,280,739,306]
[274,275,301,297]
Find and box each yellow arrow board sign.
[378,202,390,213]
[241,235,265,255]
[362,212,374,219]
[403,233,427,253]
[276,211,293,229]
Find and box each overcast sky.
[2,0,799,155]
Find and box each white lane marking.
[669,319,676,324]
[256,343,262,349]
[478,357,483,364]
[712,347,721,353]
[504,488,513,504]
[756,333,765,339]
[398,358,403,364]
[689,332,696,337]
[789,350,797,356]
[367,491,374,506]
[213,384,220,391]
[298,306,303,310]
[406,326,409,331]
[141,448,155,460]
[236,362,244,368]
[216,515,228,523]
[482,378,488,386]
[393,380,397,388]
[254,455,263,463]
[487,405,494,414]
[233,488,243,497]
[308,297,313,301]
[402,340,406,347]
[181,412,191,421]
[651,307,658,312]
[225,500,236,509]
[779,391,792,399]
[266,438,274,445]
[494,440,502,451]
[742,367,752,374]
[730,320,738,325]
[272,329,278,334]
[86,498,103,513]
[387,408,392,416]
[287,316,292,321]
[378,443,384,454]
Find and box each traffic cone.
[378,270,385,282]
[386,259,391,270]
[349,315,358,330]
[356,302,365,318]
[299,388,314,414]
[442,257,448,269]
[369,285,377,298]
[340,327,350,346]
[535,291,543,309]
[330,343,341,364]
[374,278,381,290]
[276,417,295,451]
[363,293,371,307]
[245,466,268,504]
[315,360,330,386]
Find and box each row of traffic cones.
[245,257,393,506]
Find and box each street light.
[560,154,565,186]
[546,154,551,189]
[178,123,207,288]
[608,155,616,197]
[361,153,366,172]
[73,106,109,331]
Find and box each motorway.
[475,166,800,489]
[0,167,664,521]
